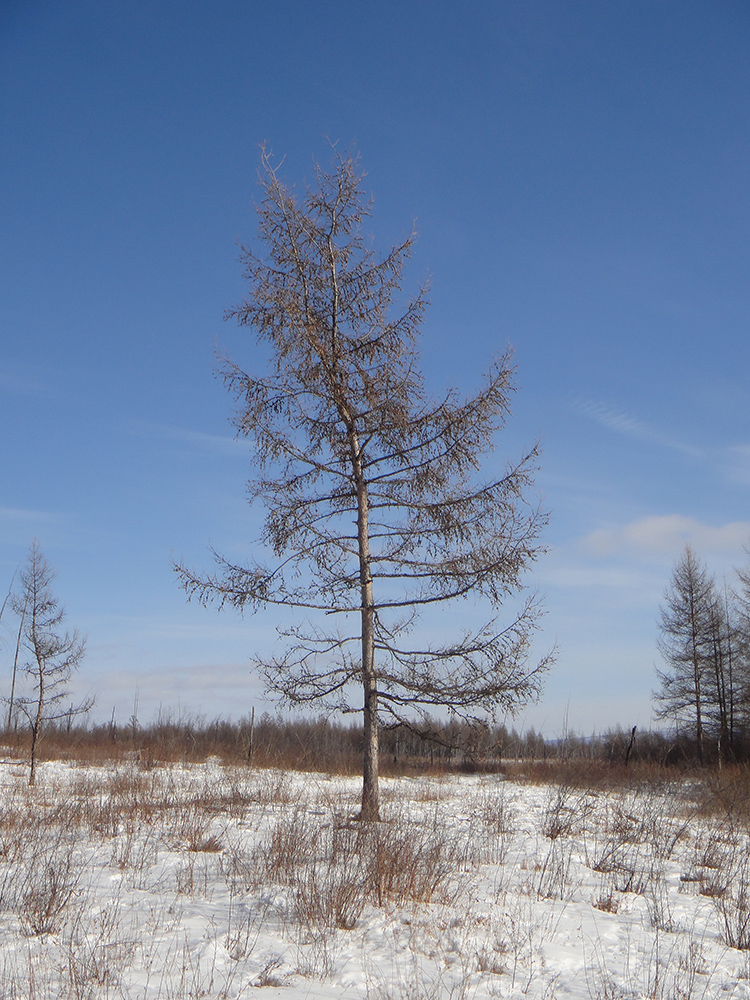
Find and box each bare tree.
[10,541,90,785]
[177,147,551,819]
[702,583,743,760]
[0,572,14,628]
[654,545,717,764]
[733,558,750,743]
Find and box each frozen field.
[0,757,749,998]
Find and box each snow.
[0,757,748,998]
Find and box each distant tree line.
[1,706,687,772]
[654,543,750,764]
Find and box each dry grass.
[3,747,750,997]
[255,804,469,929]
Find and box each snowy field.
[1,758,749,998]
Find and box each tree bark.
[624,725,636,766]
[29,662,44,787]
[350,425,380,821]
[361,664,380,821]
[247,705,255,764]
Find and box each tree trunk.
[689,594,705,767]
[29,664,44,787]
[29,721,38,786]
[357,498,380,821]
[247,705,255,764]
[361,667,380,821]
[624,726,637,766]
[693,656,704,766]
[349,422,380,821]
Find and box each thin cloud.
[576,399,647,437]
[540,562,656,591]
[81,659,271,725]
[572,397,703,459]
[82,611,265,646]
[584,514,750,559]
[127,420,249,456]
[723,445,750,487]
[0,507,58,525]
[142,619,257,643]
[1,507,46,521]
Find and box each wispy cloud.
[540,562,656,591]
[0,509,72,555]
[127,420,249,456]
[77,658,271,724]
[723,445,750,487]
[0,507,58,525]
[572,398,703,459]
[584,514,750,560]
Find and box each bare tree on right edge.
[733,557,750,744]
[10,541,90,785]
[654,545,717,765]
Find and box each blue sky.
[1,1,749,736]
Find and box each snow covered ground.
[0,757,748,998]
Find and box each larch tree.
[11,540,89,785]
[654,544,717,765]
[177,148,552,820]
[703,583,741,759]
[733,558,750,741]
